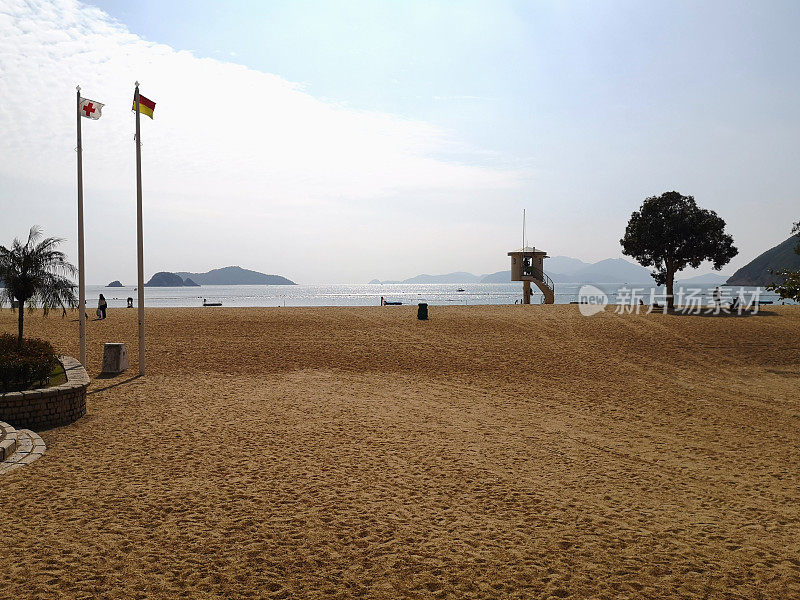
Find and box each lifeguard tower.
[508,246,555,304]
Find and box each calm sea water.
[86,283,784,308]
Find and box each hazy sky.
[1,0,798,284]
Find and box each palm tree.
[0,226,78,347]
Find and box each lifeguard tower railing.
[521,265,555,292]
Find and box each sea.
[86,283,786,309]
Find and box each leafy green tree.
[0,226,78,347]
[767,220,800,302]
[620,191,737,310]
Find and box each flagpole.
[134,82,145,376]
[76,86,87,367]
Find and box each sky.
[1,0,798,284]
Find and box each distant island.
[727,235,800,286]
[106,280,123,287]
[175,266,295,285]
[145,272,192,287]
[154,266,297,286]
[370,256,729,285]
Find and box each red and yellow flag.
[132,94,156,119]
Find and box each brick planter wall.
[0,356,89,430]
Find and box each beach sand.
[1,304,799,599]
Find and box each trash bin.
[417,303,428,320]
[102,343,129,375]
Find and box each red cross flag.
[79,97,104,119]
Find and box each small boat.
[456,288,465,292]
[202,299,222,307]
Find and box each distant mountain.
[371,272,482,284]
[478,257,593,283]
[727,236,800,286]
[572,258,654,283]
[546,256,591,275]
[480,270,511,283]
[677,273,729,285]
[106,280,123,287]
[183,277,201,287]
[404,272,482,284]
[481,258,651,284]
[145,272,186,287]
[380,257,657,286]
[175,266,295,285]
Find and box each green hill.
[727,236,800,286]
[176,266,295,285]
[145,272,187,287]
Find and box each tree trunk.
[17,299,24,348]
[666,271,675,311]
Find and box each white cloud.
[0,0,524,283]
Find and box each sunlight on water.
[86,284,784,308]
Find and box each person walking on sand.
[98,294,108,319]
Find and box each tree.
[620,191,737,310]
[767,220,800,302]
[794,220,800,254]
[0,226,78,347]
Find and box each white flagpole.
[134,82,145,376]
[523,208,526,250]
[76,86,87,367]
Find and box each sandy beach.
[1,304,799,599]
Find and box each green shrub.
[0,334,60,392]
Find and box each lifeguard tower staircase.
[508,247,555,304]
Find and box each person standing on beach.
[98,294,108,319]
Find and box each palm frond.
[26,225,43,247]
[35,272,78,315]
[0,226,78,341]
